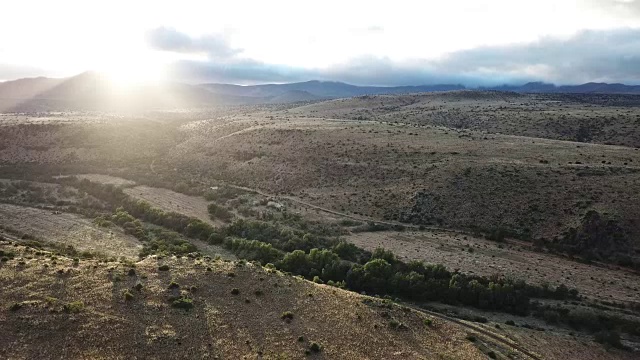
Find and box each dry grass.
[124,186,221,226]
[0,203,141,258]
[0,241,486,359]
[347,230,640,304]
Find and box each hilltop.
[0,240,486,359]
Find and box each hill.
[0,239,487,359]
[3,73,640,112]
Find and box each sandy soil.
[347,230,640,304]
[73,174,136,186]
[124,186,222,227]
[0,203,141,258]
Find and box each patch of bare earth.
[71,174,136,186]
[124,186,221,226]
[347,230,640,304]
[0,203,141,258]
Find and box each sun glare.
[99,59,166,87]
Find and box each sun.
[98,57,166,87]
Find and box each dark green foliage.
[158,265,170,271]
[231,288,240,295]
[207,202,233,222]
[594,330,624,349]
[466,334,477,342]
[281,311,294,321]
[56,178,583,319]
[168,281,180,289]
[170,296,193,310]
[63,301,84,313]
[9,302,23,311]
[309,342,321,353]
[0,250,16,260]
[224,238,284,264]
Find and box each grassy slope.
[0,241,484,360]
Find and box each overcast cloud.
[155,27,640,86]
[1,0,640,86]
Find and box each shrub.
[594,330,623,348]
[309,342,321,353]
[231,288,240,295]
[168,281,180,289]
[424,319,433,326]
[9,302,23,311]
[63,301,84,313]
[505,320,516,326]
[171,296,194,310]
[281,311,294,321]
[466,334,477,342]
[123,290,134,301]
[158,265,170,271]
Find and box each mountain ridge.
[2,72,640,112]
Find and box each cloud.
[158,27,640,86]
[433,28,640,84]
[146,27,242,59]
[582,0,640,17]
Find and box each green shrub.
[281,311,294,321]
[309,342,321,353]
[63,301,84,313]
[9,302,23,311]
[158,265,170,271]
[171,296,194,310]
[424,319,433,327]
[231,288,240,295]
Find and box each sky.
[1,0,639,86]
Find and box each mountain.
[2,72,640,112]
[487,81,640,94]
[0,72,262,112]
[201,80,465,98]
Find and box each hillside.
[0,239,488,359]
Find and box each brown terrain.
[1,90,640,358]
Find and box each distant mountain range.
[1,72,640,112]
[485,81,640,94]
